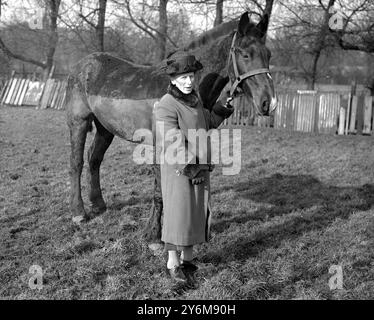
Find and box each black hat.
[160,51,203,76]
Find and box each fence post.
[338,107,345,135]
[349,96,357,134]
[345,93,351,135]
[363,95,373,134]
[313,92,319,133]
[356,94,364,135]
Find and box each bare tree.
[276,0,337,89]
[310,0,336,89]
[122,0,177,61]
[0,0,61,79]
[214,0,224,26]
[331,0,374,53]
[330,0,374,92]
[78,0,107,52]
[158,0,168,60]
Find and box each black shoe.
[180,260,198,272]
[168,266,187,283]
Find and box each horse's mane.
[181,18,239,51]
[95,17,241,71]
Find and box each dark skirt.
[164,243,193,251]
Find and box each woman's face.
[171,72,195,94]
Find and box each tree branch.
[57,14,91,52]
[278,1,313,27]
[0,36,46,68]
[124,0,156,40]
[79,10,98,29]
[138,17,177,48]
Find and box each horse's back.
[68,52,169,100]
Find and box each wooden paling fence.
[0,75,67,110]
[274,90,341,134]
[223,89,374,136]
[338,95,374,135]
[2,75,373,136]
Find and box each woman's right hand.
[191,170,206,185]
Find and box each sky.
[0,0,256,32]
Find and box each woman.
[155,51,234,283]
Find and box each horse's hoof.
[87,207,105,220]
[90,201,107,215]
[72,215,86,225]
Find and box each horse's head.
[227,12,277,116]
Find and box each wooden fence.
[0,73,67,110]
[223,89,374,136]
[1,74,373,136]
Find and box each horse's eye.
[242,54,250,59]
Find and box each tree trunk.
[158,0,168,61]
[368,78,374,96]
[214,0,224,27]
[0,0,60,79]
[264,0,274,15]
[308,0,335,89]
[96,0,107,52]
[309,50,321,89]
[43,0,61,80]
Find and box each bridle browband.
[226,31,271,114]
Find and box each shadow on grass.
[203,173,374,264]
[108,195,153,211]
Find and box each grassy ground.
[0,106,374,300]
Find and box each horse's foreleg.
[87,118,114,216]
[68,118,90,222]
[143,164,163,244]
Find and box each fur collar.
[167,83,199,108]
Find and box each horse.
[65,11,277,245]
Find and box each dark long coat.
[155,85,233,247]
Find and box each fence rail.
[0,75,67,110]
[1,75,373,136]
[223,89,374,136]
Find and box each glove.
[191,169,207,185]
[217,88,234,108]
[224,96,234,108]
[208,164,215,172]
[178,164,211,179]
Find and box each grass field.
[1,106,374,300]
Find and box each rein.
[226,31,271,114]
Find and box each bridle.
[226,31,272,114]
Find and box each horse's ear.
[237,12,250,36]
[256,13,269,39]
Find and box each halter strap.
[227,32,270,100]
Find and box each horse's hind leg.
[66,79,93,223]
[68,116,91,222]
[87,118,114,216]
